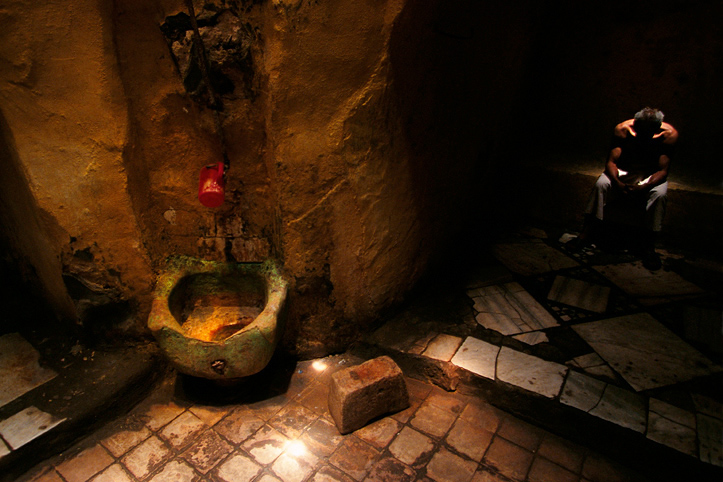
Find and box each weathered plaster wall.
[3,0,527,355]
[0,0,153,334]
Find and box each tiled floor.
[4,224,723,482]
[19,356,654,482]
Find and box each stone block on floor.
[328,356,409,434]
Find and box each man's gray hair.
[634,107,664,127]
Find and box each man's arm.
[635,122,677,190]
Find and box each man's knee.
[594,174,611,192]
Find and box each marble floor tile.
[572,313,722,391]
[422,334,463,362]
[328,436,379,480]
[425,447,478,482]
[121,436,172,480]
[493,241,579,276]
[450,337,499,380]
[55,444,113,482]
[445,418,493,462]
[468,283,559,335]
[0,406,65,450]
[354,417,401,449]
[388,427,435,467]
[215,452,263,482]
[594,262,704,305]
[0,333,57,408]
[158,410,206,450]
[547,276,610,313]
[410,402,457,438]
[588,384,646,433]
[147,460,197,482]
[559,371,606,413]
[512,331,548,345]
[697,413,723,467]
[647,410,697,456]
[363,456,416,482]
[649,398,696,429]
[242,425,289,465]
[496,347,567,399]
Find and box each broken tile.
[588,384,646,433]
[56,445,113,482]
[388,427,435,467]
[560,371,606,412]
[101,425,151,457]
[242,424,289,464]
[469,282,559,335]
[566,353,605,369]
[692,393,723,420]
[445,418,493,461]
[422,334,464,362]
[496,347,568,399]
[536,433,585,474]
[594,262,704,305]
[547,276,610,313]
[147,460,198,482]
[363,456,416,482]
[271,448,319,482]
[121,436,172,480]
[159,410,206,450]
[0,406,65,449]
[493,241,579,276]
[301,418,345,457]
[483,436,534,482]
[216,453,263,482]
[410,402,457,438]
[0,333,57,408]
[527,457,577,482]
[142,402,185,431]
[572,313,722,391]
[426,448,477,482]
[90,464,133,482]
[354,417,401,449]
[328,436,379,480]
[450,337,499,380]
[512,332,549,346]
[649,398,696,429]
[697,413,723,467]
[181,429,233,474]
[647,410,697,456]
[215,408,265,445]
[269,401,319,439]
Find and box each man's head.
[633,107,664,138]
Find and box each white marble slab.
[547,276,610,313]
[589,384,646,433]
[468,282,559,336]
[492,241,579,276]
[697,413,723,467]
[422,334,463,362]
[560,371,606,412]
[496,347,567,399]
[647,410,697,456]
[594,262,704,305]
[0,406,66,450]
[0,333,57,408]
[450,337,499,380]
[512,332,548,346]
[572,313,722,391]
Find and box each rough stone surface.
[328,356,409,434]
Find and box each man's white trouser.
[584,172,667,232]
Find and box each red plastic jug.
[198,162,225,208]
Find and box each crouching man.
[571,107,678,270]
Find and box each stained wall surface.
[0,0,719,356]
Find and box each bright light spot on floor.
[312,360,327,372]
[285,440,307,457]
